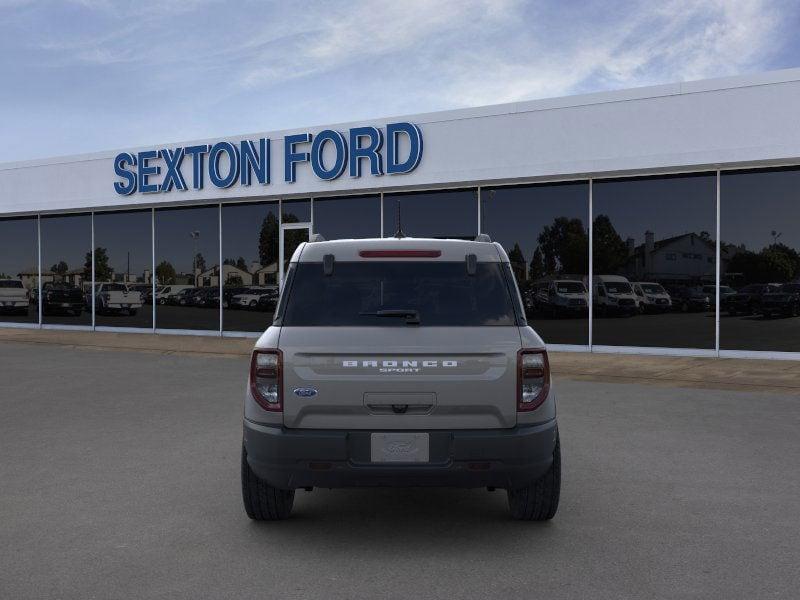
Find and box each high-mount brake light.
[250,349,283,412]
[358,250,441,258]
[517,349,550,411]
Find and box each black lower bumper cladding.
[243,419,558,490]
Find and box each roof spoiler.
[474,234,491,242]
[309,233,326,243]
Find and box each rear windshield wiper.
[359,309,421,325]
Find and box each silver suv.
[241,236,560,520]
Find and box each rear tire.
[241,446,294,520]
[507,434,560,521]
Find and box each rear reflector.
[359,250,441,258]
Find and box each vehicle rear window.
[282,261,519,326]
[0,280,23,288]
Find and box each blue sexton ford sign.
[113,122,423,195]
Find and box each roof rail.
[474,234,492,242]
[309,233,326,243]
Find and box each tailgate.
[279,326,521,429]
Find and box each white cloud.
[427,0,785,107]
[0,0,794,161]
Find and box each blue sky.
[1,0,799,162]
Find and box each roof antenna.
[394,199,405,238]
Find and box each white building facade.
[2,69,800,358]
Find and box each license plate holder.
[370,433,429,463]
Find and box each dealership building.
[1,69,800,359]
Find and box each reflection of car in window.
[256,288,280,312]
[702,285,736,305]
[631,282,672,313]
[90,282,143,315]
[40,282,84,316]
[127,283,157,305]
[726,283,781,316]
[532,279,588,318]
[189,287,220,308]
[666,286,711,313]
[589,275,638,316]
[758,283,800,318]
[156,285,194,305]
[169,287,198,306]
[232,287,276,310]
[242,236,560,522]
[0,279,30,315]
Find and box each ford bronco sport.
[241,236,560,520]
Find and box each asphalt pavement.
[0,341,798,599]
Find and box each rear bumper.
[243,419,558,490]
[0,300,28,310]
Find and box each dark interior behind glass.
[481,182,589,346]
[721,167,800,352]
[0,217,38,324]
[282,261,519,326]
[93,210,153,329]
[592,173,716,349]
[40,213,92,326]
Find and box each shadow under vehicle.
[758,283,800,318]
[38,282,84,316]
[725,283,781,316]
[666,285,711,313]
[631,281,672,313]
[190,286,220,308]
[0,279,30,315]
[533,279,588,317]
[590,275,638,316]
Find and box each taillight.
[250,349,282,412]
[517,349,550,411]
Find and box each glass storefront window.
[40,213,92,326]
[592,173,717,349]
[313,195,381,240]
[93,210,153,329]
[481,182,589,346]
[282,199,310,223]
[221,202,279,332]
[383,189,477,239]
[154,205,219,331]
[721,167,800,352]
[0,217,39,324]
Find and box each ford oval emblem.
[293,387,318,397]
